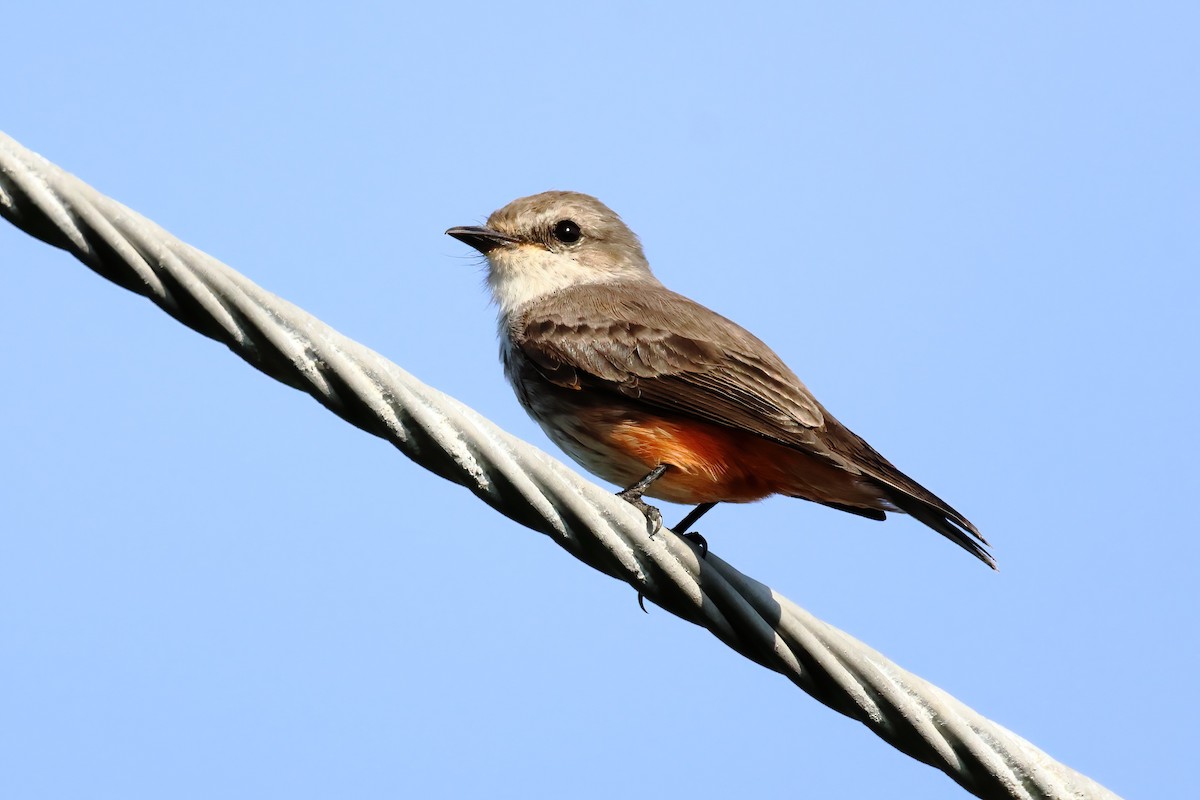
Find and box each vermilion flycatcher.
[448,191,994,568]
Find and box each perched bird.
[448,192,993,568]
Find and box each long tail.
[881,488,996,570]
[815,417,996,569]
[812,491,995,569]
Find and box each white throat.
[486,244,657,316]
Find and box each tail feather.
[883,489,996,570]
[815,417,995,569]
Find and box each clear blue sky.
[2,4,1196,798]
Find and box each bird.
[447,191,994,568]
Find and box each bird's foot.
[669,501,715,558]
[634,530,707,613]
[616,489,664,535]
[680,530,708,559]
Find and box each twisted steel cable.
[0,131,1119,800]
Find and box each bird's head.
[447,191,657,314]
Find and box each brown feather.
[508,282,994,568]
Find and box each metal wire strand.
[0,131,1119,800]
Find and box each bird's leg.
[617,464,670,534]
[672,502,715,535]
[672,501,716,558]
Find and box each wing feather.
[513,285,826,439]
[509,282,992,567]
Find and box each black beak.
[445,225,520,254]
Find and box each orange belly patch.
[536,400,883,509]
[605,415,814,504]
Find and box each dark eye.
[552,219,582,244]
